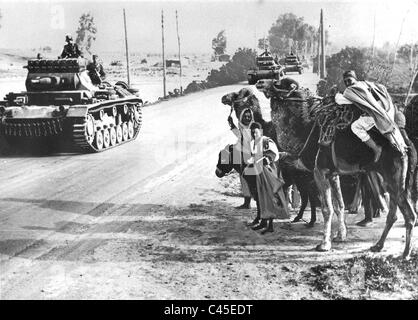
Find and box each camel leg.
[370,195,398,253]
[348,177,362,214]
[292,190,307,223]
[314,167,333,251]
[372,155,416,258]
[330,175,347,242]
[306,194,317,228]
[396,191,416,259]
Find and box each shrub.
[184,47,257,94]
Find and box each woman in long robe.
[228,108,254,209]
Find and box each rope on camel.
[315,103,354,146]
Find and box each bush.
[110,60,122,67]
[325,46,413,94]
[325,47,369,91]
[184,47,257,94]
[207,48,257,85]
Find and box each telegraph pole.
[123,9,130,86]
[320,9,326,79]
[316,27,320,75]
[410,42,414,76]
[161,10,167,99]
[175,10,183,95]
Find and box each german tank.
[283,53,303,75]
[0,58,143,152]
[247,50,284,85]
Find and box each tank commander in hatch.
[60,34,82,59]
[87,54,106,85]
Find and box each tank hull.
[247,69,283,85]
[0,97,142,153]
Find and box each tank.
[0,58,143,152]
[283,54,303,75]
[247,50,284,85]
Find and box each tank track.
[72,98,143,153]
[0,98,142,153]
[0,118,65,137]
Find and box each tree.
[258,38,268,50]
[325,47,369,91]
[266,13,323,57]
[397,43,418,62]
[207,48,257,85]
[75,13,97,55]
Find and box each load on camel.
[220,88,319,227]
[256,75,417,259]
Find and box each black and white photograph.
[0,0,417,303]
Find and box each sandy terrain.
[0,50,218,103]
[0,68,417,300]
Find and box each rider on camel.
[341,70,407,163]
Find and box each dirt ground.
[0,67,417,300]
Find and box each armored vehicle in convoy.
[0,58,143,152]
[247,50,284,85]
[283,53,303,74]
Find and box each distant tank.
[247,50,284,85]
[0,58,143,152]
[283,53,303,75]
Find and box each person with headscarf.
[341,70,407,163]
[243,122,290,233]
[228,108,254,209]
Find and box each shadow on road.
[0,136,85,157]
[0,197,394,265]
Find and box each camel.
[221,88,319,226]
[256,78,417,258]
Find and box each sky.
[0,0,417,56]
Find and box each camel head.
[221,92,238,106]
[255,79,284,99]
[221,88,262,121]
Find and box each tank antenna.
[123,9,131,86]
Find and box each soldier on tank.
[60,34,82,59]
[87,54,106,85]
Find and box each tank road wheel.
[103,129,111,148]
[133,104,142,126]
[86,115,95,138]
[109,127,117,146]
[95,131,104,150]
[122,123,129,141]
[127,121,134,139]
[116,125,123,143]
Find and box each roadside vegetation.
[183,48,257,94]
